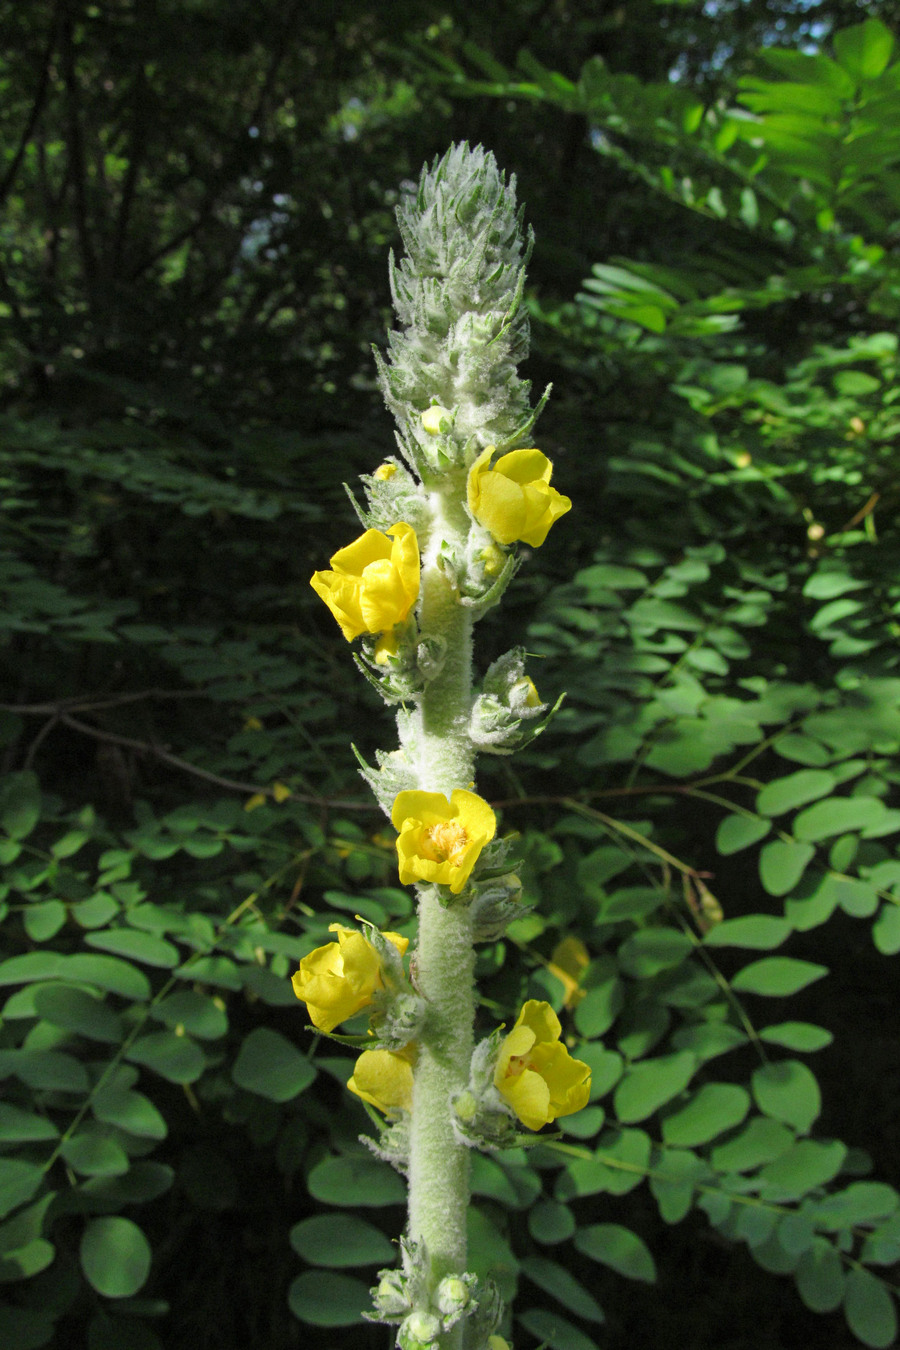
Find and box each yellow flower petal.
[548,935,589,1008]
[291,925,407,1033]
[494,999,591,1130]
[310,522,420,641]
[347,1045,415,1114]
[391,788,497,894]
[467,447,571,547]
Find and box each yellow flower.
[373,462,397,480]
[467,447,571,547]
[291,924,409,1033]
[391,789,496,894]
[310,522,420,641]
[374,631,400,665]
[494,1000,591,1131]
[347,1044,415,1114]
[548,936,589,1009]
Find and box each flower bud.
[372,1270,410,1318]
[398,1311,441,1348]
[435,1273,477,1326]
[422,405,452,435]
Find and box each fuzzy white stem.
[405,482,476,1349]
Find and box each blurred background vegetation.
[3,2,900,1348]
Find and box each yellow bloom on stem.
[291,924,409,1033]
[347,1044,416,1114]
[467,447,571,547]
[391,789,496,894]
[548,935,590,1009]
[494,1000,591,1131]
[310,522,420,641]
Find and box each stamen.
[422,821,469,864]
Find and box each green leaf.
[873,905,900,956]
[468,1204,519,1300]
[152,990,227,1040]
[79,1217,152,1298]
[0,1104,59,1143]
[522,1255,605,1322]
[759,839,815,896]
[288,1271,371,1327]
[613,1051,696,1123]
[306,1155,405,1208]
[832,18,894,82]
[756,770,836,817]
[126,1031,205,1084]
[578,1044,624,1100]
[617,928,693,978]
[703,915,791,949]
[759,1022,833,1052]
[649,1149,707,1224]
[0,953,63,985]
[795,1238,845,1313]
[23,902,67,943]
[574,1223,657,1283]
[91,1087,167,1140]
[758,1140,847,1196]
[64,954,151,1001]
[793,797,886,842]
[86,929,179,968]
[61,1133,130,1178]
[843,1266,897,1349]
[0,772,41,840]
[0,1049,89,1093]
[289,1214,394,1268]
[711,1118,794,1172]
[815,1183,900,1230]
[574,974,624,1039]
[661,1084,750,1147]
[802,571,868,600]
[518,1308,601,1350]
[33,985,124,1043]
[731,957,828,996]
[0,1161,43,1220]
[231,1027,315,1102]
[555,1129,651,1201]
[752,1060,821,1133]
[528,1201,575,1245]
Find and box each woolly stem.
[405,479,476,1347]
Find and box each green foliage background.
[2,3,900,1348]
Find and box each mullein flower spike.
[299,143,586,1347]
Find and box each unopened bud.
[373,1270,409,1317]
[398,1311,441,1348]
[436,1275,472,1318]
[421,405,452,435]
